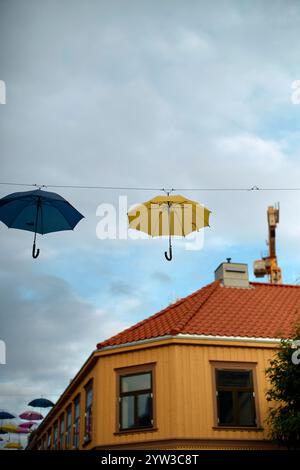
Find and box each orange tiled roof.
[97,281,300,349]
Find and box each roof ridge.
[97,280,219,349]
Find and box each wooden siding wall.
[96,341,276,446]
[35,340,276,449]
[96,344,177,446]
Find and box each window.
[65,405,72,448]
[119,371,153,431]
[84,381,93,442]
[59,413,64,450]
[53,421,58,450]
[47,429,52,449]
[73,394,80,449]
[215,368,257,427]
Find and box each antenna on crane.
[253,203,282,284]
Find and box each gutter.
[176,334,282,344]
[99,333,282,352]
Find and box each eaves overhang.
[97,333,282,354]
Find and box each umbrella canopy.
[0,411,15,420]
[4,442,23,449]
[0,429,8,434]
[18,421,35,429]
[28,398,54,408]
[0,189,84,258]
[1,424,20,433]
[19,411,43,421]
[128,194,211,260]
[17,428,30,434]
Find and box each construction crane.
[253,204,282,284]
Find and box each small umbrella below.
[0,411,16,420]
[1,424,19,433]
[19,411,43,421]
[4,442,23,449]
[28,398,54,408]
[17,428,30,434]
[19,421,35,429]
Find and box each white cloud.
[218,133,285,170]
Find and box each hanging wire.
[1,181,300,192]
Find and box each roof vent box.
[215,262,249,288]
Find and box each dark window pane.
[74,397,80,419]
[217,370,251,388]
[47,431,51,448]
[121,396,135,429]
[238,392,256,426]
[85,409,92,438]
[218,391,234,425]
[67,408,72,427]
[121,373,151,393]
[137,393,152,427]
[53,423,58,448]
[59,416,64,449]
[73,396,80,449]
[66,407,72,448]
[86,387,93,408]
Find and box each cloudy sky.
[1,0,300,443]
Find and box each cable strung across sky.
[1,182,300,192]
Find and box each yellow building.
[28,261,300,450]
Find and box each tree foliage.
[266,326,300,448]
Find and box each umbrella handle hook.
[32,199,41,259]
[164,204,173,261]
[32,242,40,259]
[164,243,172,261]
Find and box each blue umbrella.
[0,189,84,258]
[28,398,54,408]
[0,411,15,420]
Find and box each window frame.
[115,363,156,434]
[210,361,261,430]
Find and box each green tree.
[266,326,300,448]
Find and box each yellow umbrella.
[128,194,211,260]
[4,441,23,449]
[1,424,20,433]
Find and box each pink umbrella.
[19,422,35,429]
[19,411,43,420]
[17,428,30,434]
